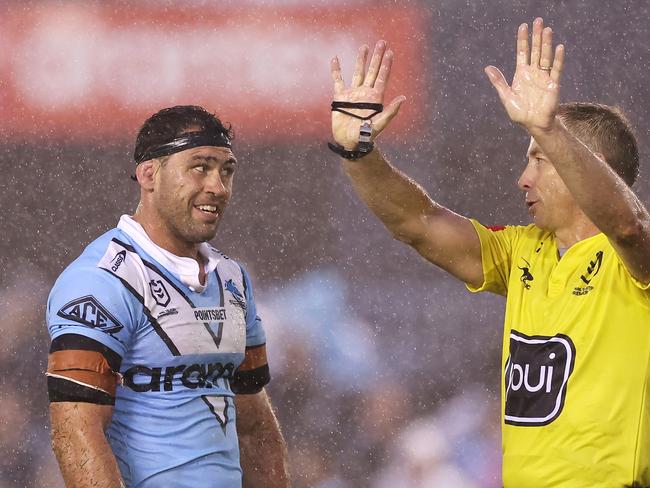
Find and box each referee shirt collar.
[117,214,220,293]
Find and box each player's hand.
[331,40,406,150]
[484,17,565,133]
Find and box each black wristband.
[327,141,375,160]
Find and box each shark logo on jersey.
[149,279,171,307]
[225,279,246,311]
[57,295,125,334]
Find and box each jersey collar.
[117,215,220,292]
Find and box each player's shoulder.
[49,227,147,308]
[54,228,125,286]
[210,245,246,276]
[47,228,143,340]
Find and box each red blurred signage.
[0,3,428,142]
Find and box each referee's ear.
[135,160,157,191]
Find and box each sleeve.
[46,264,140,359]
[231,264,270,393]
[239,264,266,348]
[464,219,520,297]
[615,252,650,293]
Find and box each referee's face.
[518,138,578,233]
[152,145,237,245]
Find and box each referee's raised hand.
[330,40,406,151]
[484,17,565,134]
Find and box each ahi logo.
[57,295,124,334]
[225,279,246,311]
[504,330,575,426]
[149,279,170,307]
[517,258,534,290]
[110,250,126,272]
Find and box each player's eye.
[221,166,235,177]
[193,164,207,173]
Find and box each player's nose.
[204,173,229,197]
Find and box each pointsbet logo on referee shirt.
[504,330,576,426]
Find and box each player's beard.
[156,194,224,246]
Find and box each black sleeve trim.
[231,364,270,395]
[47,376,115,405]
[50,334,122,371]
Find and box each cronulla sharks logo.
[224,279,246,311]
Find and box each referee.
[329,18,649,487]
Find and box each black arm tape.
[331,101,383,120]
[231,364,270,395]
[50,334,122,371]
[48,376,115,405]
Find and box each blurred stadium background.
[0,1,647,486]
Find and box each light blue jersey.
[46,216,266,488]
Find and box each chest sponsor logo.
[193,307,227,322]
[57,295,125,334]
[149,279,171,307]
[517,257,534,290]
[504,330,575,426]
[122,361,236,392]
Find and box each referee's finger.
[373,95,406,134]
[550,44,565,84]
[331,57,345,94]
[351,45,369,88]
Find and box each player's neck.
[131,211,201,262]
[554,217,600,249]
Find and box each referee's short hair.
[558,103,639,186]
[134,105,233,164]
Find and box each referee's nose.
[517,161,536,191]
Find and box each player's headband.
[135,130,232,164]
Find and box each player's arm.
[233,344,289,488]
[50,403,124,488]
[48,334,125,488]
[485,18,650,283]
[330,41,484,287]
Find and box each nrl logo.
[149,279,171,307]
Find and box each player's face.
[153,146,236,245]
[517,138,576,232]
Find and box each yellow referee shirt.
[467,220,650,488]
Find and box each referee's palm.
[485,18,565,133]
[330,41,405,150]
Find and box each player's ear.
[135,160,157,191]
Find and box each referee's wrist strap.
[328,101,380,160]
